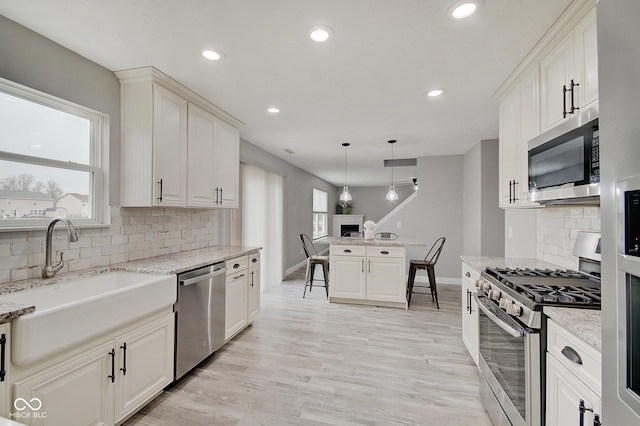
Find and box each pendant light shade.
[385,140,399,201]
[340,143,352,202]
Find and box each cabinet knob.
[344,249,352,253]
[465,272,471,278]
[380,250,389,255]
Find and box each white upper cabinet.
[540,5,598,133]
[496,0,597,209]
[213,119,240,208]
[498,67,540,208]
[116,67,243,208]
[187,103,217,207]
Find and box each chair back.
[424,237,446,265]
[375,232,398,240]
[299,234,319,258]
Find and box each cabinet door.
[367,257,405,303]
[13,342,114,426]
[498,90,519,207]
[0,323,9,417]
[546,353,601,426]
[461,276,479,366]
[114,314,175,423]
[187,103,216,207]
[153,84,188,206]
[540,32,575,133]
[248,255,261,323]
[330,256,366,300]
[574,7,598,110]
[214,119,240,208]
[517,67,540,202]
[225,270,248,340]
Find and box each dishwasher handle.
[180,267,227,286]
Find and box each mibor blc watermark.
[11,397,47,420]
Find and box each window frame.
[0,76,110,231]
[312,188,328,239]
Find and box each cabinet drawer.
[330,245,366,257]
[547,319,601,391]
[248,252,260,265]
[366,246,405,258]
[462,262,481,282]
[226,255,248,274]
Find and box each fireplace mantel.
[332,214,364,237]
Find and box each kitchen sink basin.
[2,271,177,367]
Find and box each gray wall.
[463,139,504,257]
[375,155,464,280]
[240,139,339,271]
[0,16,121,206]
[598,1,640,424]
[347,185,414,223]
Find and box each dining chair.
[299,234,329,298]
[406,237,446,308]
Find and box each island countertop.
[315,236,425,247]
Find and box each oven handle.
[474,293,527,338]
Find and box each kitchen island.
[315,236,425,309]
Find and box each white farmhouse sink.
[1,272,176,367]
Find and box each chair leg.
[303,259,312,298]
[427,266,439,309]
[407,265,416,307]
[309,261,315,292]
[322,262,329,299]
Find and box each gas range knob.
[488,289,501,300]
[475,279,483,288]
[507,304,522,317]
[499,298,510,310]
[479,281,491,292]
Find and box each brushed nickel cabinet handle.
[561,346,583,365]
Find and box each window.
[312,188,328,239]
[0,77,109,229]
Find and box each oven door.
[475,294,541,426]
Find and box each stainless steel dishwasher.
[175,262,226,379]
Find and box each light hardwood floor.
[124,269,492,426]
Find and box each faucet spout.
[42,217,79,279]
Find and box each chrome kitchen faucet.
[42,217,79,278]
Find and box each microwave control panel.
[590,128,600,183]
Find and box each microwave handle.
[474,293,526,338]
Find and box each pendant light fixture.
[340,143,352,202]
[385,140,399,201]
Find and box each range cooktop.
[482,267,601,309]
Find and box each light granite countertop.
[544,306,602,352]
[315,236,425,247]
[0,245,261,321]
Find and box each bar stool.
[299,234,329,298]
[407,237,446,308]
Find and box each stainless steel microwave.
[527,106,600,204]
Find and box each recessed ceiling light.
[30,144,43,149]
[427,89,445,97]
[202,49,225,61]
[309,26,334,42]
[451,1,481,19]
[267,107,280,113]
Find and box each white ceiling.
[0,0,573,187]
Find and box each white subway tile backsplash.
[0,207,219,285]
[537,206,600,269]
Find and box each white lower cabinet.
[248,253,261,323]
[461,263,480,366]
[329,245,406,308]
[11,312,174,426]
[545,318,601,426]
[114,315,174,423]
[0,323,10,417]
[225,252,261,341]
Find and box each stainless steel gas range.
[475,232,601,426]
